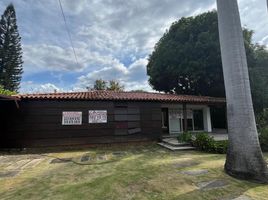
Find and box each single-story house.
[0,91,226,148]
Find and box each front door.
[169,109,182,134]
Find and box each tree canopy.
[93,79,107,90]
[92,79,124,91]
[147,11,268,114]
[107,80,124,92]
[0,4,23,92]
[0,84,16,95]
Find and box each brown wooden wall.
[0,100,162,147]
[0,101,10,135]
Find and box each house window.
[161,108,168,128]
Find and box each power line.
[58,0,79,67]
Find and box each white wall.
[162,104,212,133]
[203,106,212,132]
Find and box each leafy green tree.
[93,79,107,90]
[107,80,124,91]
[250,46,268,113]
[92,79,125,91]
[0,85,16,95]
[147,11,268,114]
[0,4,23,92]
[147,11,224,96]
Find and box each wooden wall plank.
[1,100,163,147]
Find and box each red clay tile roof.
[14,90,226,104]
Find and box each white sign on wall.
[169,109,193,119]
[88,110,107,123]
[62,112,82,125]
[169,109,182,119]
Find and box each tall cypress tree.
[0,4,23,92]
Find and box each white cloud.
[75,58,152,91]
[20,82,62,94]
[22,43,127,74]
[238,0,268,45]
[75,0,216,57]
[18,0,218,77]
[1,0,267,93]
[23,44,84,73]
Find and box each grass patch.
[0,145,267,200]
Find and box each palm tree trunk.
[217,0,268,183]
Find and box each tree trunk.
[217,0,268,183]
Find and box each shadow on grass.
[0,142,158,155]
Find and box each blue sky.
[0,0,267,93]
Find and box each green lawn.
[0,144,268,200]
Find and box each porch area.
[208,128,228,141]
[159,129,228,151]
[161,102,227,134]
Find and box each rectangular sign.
[88,110,107,123]
[62,112,82,125]
[169,109,193,119]
[169,109,182,119]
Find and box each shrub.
[213,140,228,154]
[176,132,228,154]
[177,132,192,143]
[257,109,268,129]
[191,132,228,154]
[192,133,214,152]
[259,127,268,152]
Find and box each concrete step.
[162,134,179,138]
[158,142,196,151]
[161,138,190,147]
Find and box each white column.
[203,107,212,132]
